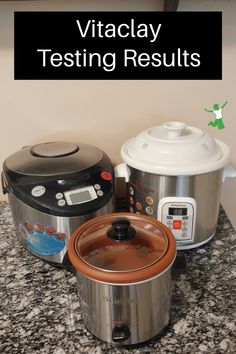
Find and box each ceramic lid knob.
[163,121,187,139]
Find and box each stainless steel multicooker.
[115,122,236,250]
[68,213,176,345]
[2,141,115,265]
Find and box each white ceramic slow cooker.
[115,121,236,250]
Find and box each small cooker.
[115,122,236,250]
[68,213,176,345]
[2,141,115,266]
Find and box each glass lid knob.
[107,219,136,242]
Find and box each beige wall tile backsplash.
[0,0,235,227]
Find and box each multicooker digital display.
[169,207,187,216]
[70,190,92,204]
[64,186,97,205]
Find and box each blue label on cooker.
[19,221,66,256]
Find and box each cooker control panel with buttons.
[158,197,196,244]
[8,167,114,217]
[127,182,157,216]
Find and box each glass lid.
[74,215,169,272]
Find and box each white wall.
[0,0,235,227]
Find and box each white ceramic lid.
[121,122,230,176]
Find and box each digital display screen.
[70,190,92,205]
[169,207,187,216]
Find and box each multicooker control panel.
[158,197,196,243]
[17,169,114,215]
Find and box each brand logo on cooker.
[102,296,139,304]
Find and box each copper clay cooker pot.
[69,212,176,345]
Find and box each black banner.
[14,11,222,80]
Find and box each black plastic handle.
[107,219,136,242]
[1,172,8,194]
[112,324,131,342]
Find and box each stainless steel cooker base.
[86,324,169,347]
[76,267,173,345]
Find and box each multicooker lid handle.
[30,142,79,158]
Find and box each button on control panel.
[146,196,154,205]
[58,199,66,207]
[166,215,173,220]
[173,219,182,230]
[129,186,134,195]
[31,185,46,197]
[101,171,112,181]
[136,202,142,211]
[158,197,196,243]
[97,190,104,197]
[146,206,153,215]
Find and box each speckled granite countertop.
[0,202,235,354]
